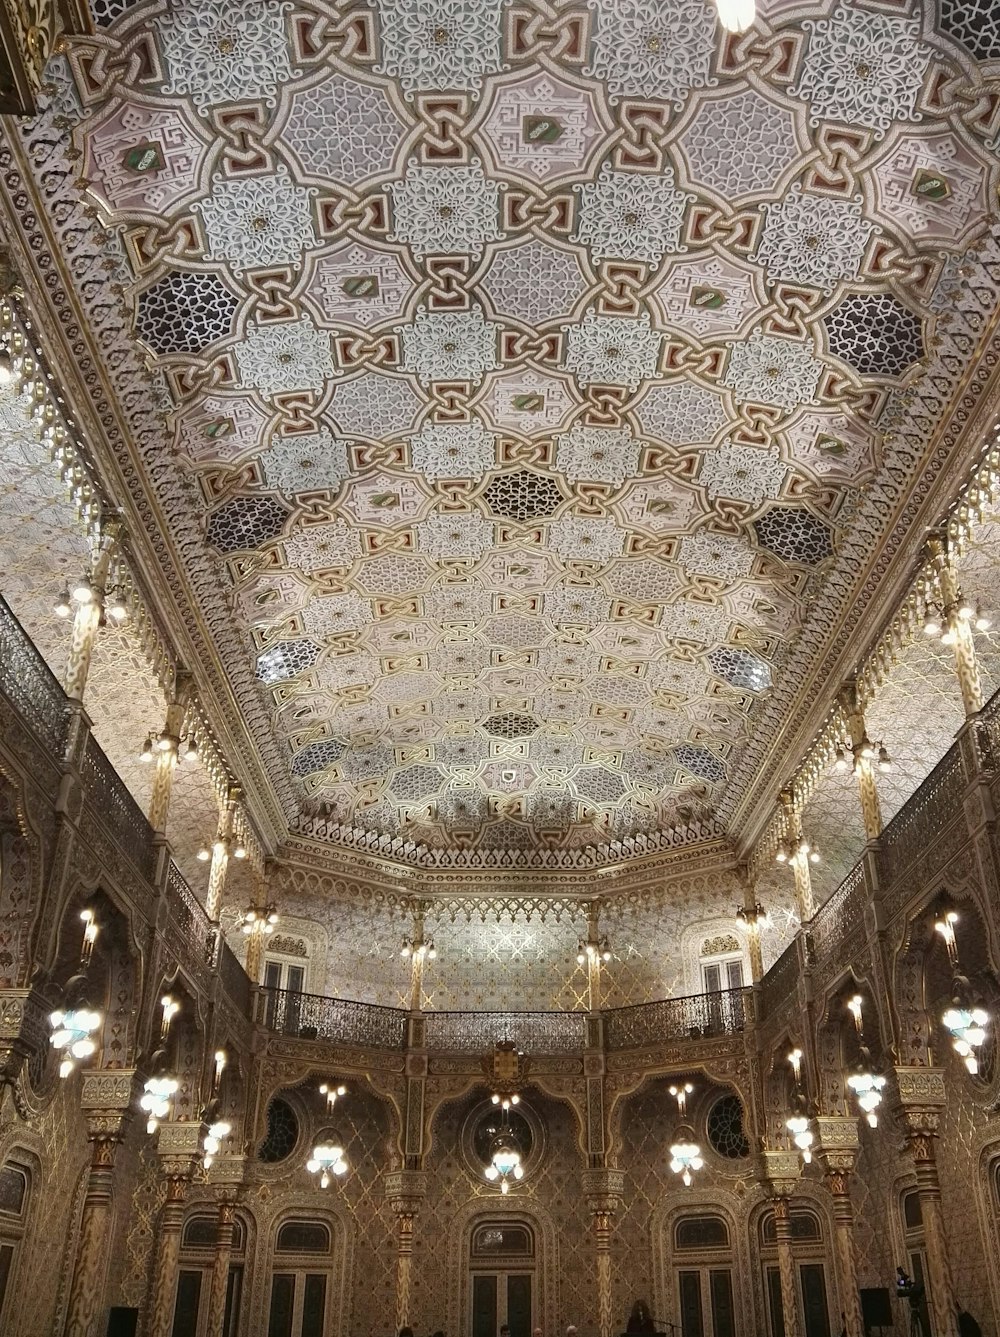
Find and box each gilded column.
[384,1170,427,1334]
[763,1151,802,1337]
[583,1169,625,1337]
[407,904,427,1013]
[781,789,815,923]
[586,901,604,1012]
[242,866,275,985]
[837,679,882,841]
[816,1118,863,1337]
[64,1070,136,1337]
[895,1068,959,1337]
[204,1196,236,1337]
[738,864,764,982]
[148,1123,203,1337]
[64,522,121,702]
[205,786,240,921]
[148,674,191,834]
[927,531,983,718]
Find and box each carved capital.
[761,1149,801,1198]
[383,1168,428,1217]
[207,1154,246,1188]
[80,1068,137,1113]
[0,989,49,1082]
[156,1120,205,1188]
[894,1066,947,1110]
[815,1116,860,1156]
[581,1166,626,1215]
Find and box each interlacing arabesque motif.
[19,0,1000,865]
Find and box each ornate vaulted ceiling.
[7,0,1000,867]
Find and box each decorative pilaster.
[815,1118,863,1337]
[148,674,191,834]
[837,679,882,841]
[407,904,427,1013]
[927,531,984,718]
[763,1150,802,1337]
[894,1068,959,1337]
[384,1169,427,1335]
[738,864,764,982]
[64,522,120,703]
[582,1168,625,1337]
[64,1070,136,1337]
[148,1122,204,1337]
[205,786,240,921]
[781,790,815,923]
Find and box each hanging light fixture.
[139,735,154,763]
[713,0,755,33]
[241,904,278,936]
[845,995,886,1127]
[668,1137,704,1187]
[320,1082,347,1113]
[53,588,72,618]
[785,1048,814,1163]
[933,903,991,1074]
[400,936,436,960]
[49,1005,102,1079]
[775,839,789,864]
[307,1142,348,1188]
[105,586,129,623]
[49,908,102,1079]
[737,900,768,928]
[484,1124,524,1195]
[196,845,211,862]
[576,936,612,964]
[140,1075,179,1133]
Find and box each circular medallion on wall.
[461,1096,546,1190]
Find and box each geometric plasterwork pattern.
[2,0,998,870]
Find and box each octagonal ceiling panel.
[17,0,1000,864]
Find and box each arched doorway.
[469,1220,536,1337]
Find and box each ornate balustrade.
[219,939,252,1016]
[878,742,966,897]
[80,733,157,881]
[256,986,408,1050]
[165,860,215,965]
[0,595,68,757]
[423,1008,588,1054]
[809,862,868,967]
[604,988,746,1051]
[758,938,800,1025]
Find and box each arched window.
[672,1213,735,1337]
[675,1215,730,1251]
[758,1208,830,1337]
[700,934,745,993]
[472,1223,534,1258]
[0,1162,29,1327]
[268,1217,335,1337]
[172,1208,247,1337]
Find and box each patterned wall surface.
[1,0,990,869]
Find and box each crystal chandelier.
[934,904,991,1075]
[307,1142,348,1188]
[49,908,102,1079]
[845,995,885,1126]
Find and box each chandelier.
[667,1081,702,1186]
[785,1049,814,1163]
[845,995,885,1127]
[49,908,102,1079]
[833,736,891,774]
[736,900,767,928]
[576,936,612,964]
[669,1139,704,1187]
[713,0,754,33]
[484,1125,524,1195]
[320,1082,347,1113]
[775,837,820,865]
[141,994,181,1134]
[307,1142,348,1188]
[241,904,278,935]
[400,935,436,960]
[934,904,991,1075]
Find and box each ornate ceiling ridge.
[10,2,1000,867]
[0,99,293,851]
[726,234,1000,846]
[276,829,735,900]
